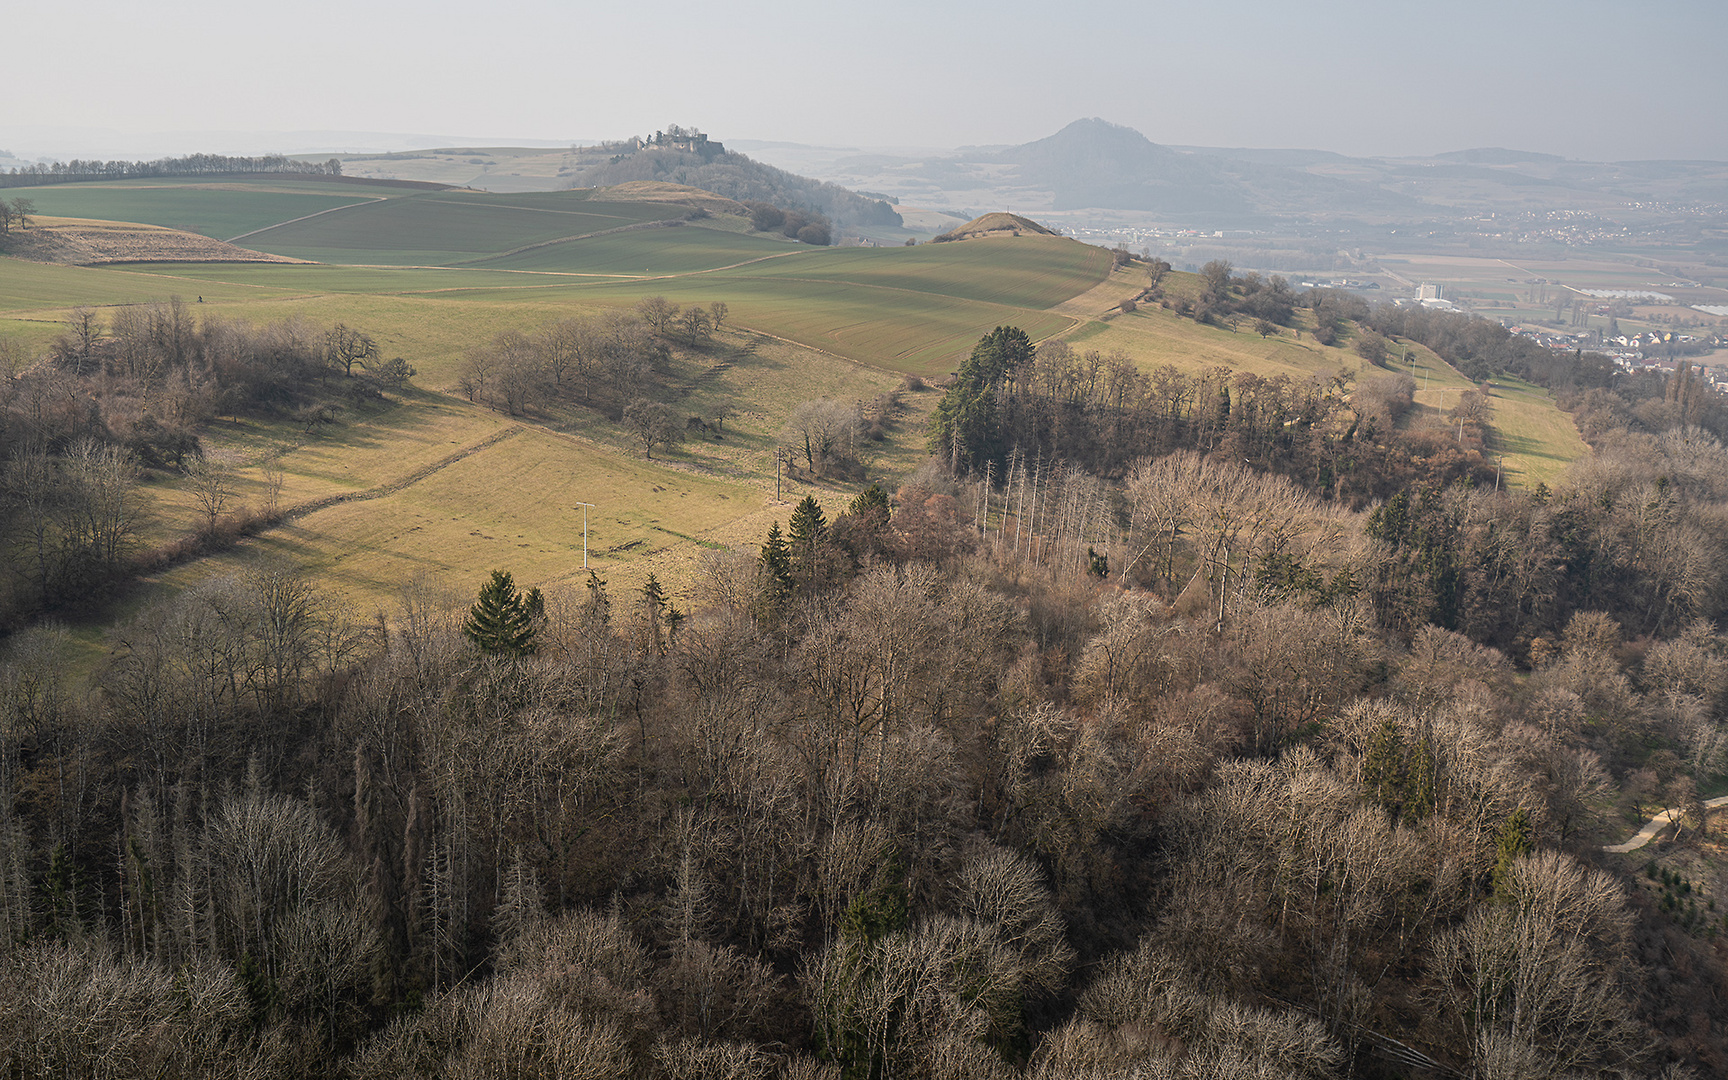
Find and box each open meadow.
[0,178,1596,639]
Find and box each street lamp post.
[573,502,594,568]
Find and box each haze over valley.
[4,3,1728,1078]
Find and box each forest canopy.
[3,297,1728,1079]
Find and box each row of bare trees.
[459,298,733,421]
[0,306,409,629]
[1,441,1724,1075]
[933,334,1494,505]
[7,312,1728,1075]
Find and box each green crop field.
[33,239,1096,381]
[1058,302,1363,383]
[473,226,796,274]
[3,178,429,240]
[738,235,1115,310]
[240,191,682,264]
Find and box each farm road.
[1604,794,1728,853]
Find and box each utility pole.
[573,502,594,568]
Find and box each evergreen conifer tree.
[928,326,1033,471]
[788,496,828,587]
[849,483,890,522]
[1490,807,1532,899]
[462,569,539,657]
[582,569,610,626]
[761,522,793,596]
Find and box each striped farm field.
[735,235,1115,311]
[35,237,1099,379]
[1059,301,1365,383]
[3,178,426,240]
[240,191,682,264]
[472,225,797,274]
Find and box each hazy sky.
[12,0,1726,161]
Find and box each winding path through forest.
[1603,794,1728,853]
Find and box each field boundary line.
[225,197,390,243]
[734,315,1078,376]
[725,268,1090,320]
[650,251,805,279]
[279,424,526,521]
[419,196,656,222]
[450,218,688,267]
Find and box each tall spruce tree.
[788,496,828,588]
[761,522,793,598]
[462,569,540,657]
[928,326,1034,471]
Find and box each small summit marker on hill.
[932,212,1058,242]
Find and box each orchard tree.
[637,296,677,335]
[622,398,683,459]
[324,323,378,376]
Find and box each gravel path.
[1603,794,1728,853]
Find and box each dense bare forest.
[4,290,1728,1078]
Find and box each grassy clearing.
[1479,375,1588,489]
[561,327,940,490]
[125,323,937,615]
[1400,346,1584,489]
[130,420,776,620]
[134,391,514,542]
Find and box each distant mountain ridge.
[992,119,1247,214]
[744,119,1728,228]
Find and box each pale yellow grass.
[140,392,514,542]
[133,423,771,620]
[1480,376,1588,489]
[1049,262,1148,319]
[1402,352,1586,489]
[131,329,943,617]
[1063,304,1360,383]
